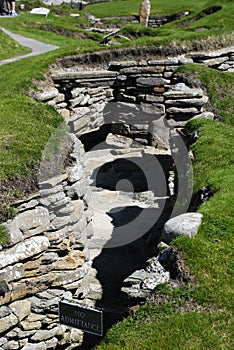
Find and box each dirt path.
[0,27,59,66]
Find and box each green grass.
[98,306,233,349]
[0,30,31,60]
[0,93,62,179]
[85,0,233,18]
[120,0,234,47]
[0,224,9,245]
[84,0,206,17]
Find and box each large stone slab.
[149,116,170,149]
[165,96,208,107]
[51,70,118,81]
[21,342,46,350]
[52,251,85,270]
[11,273,55,301]
[2,220,23,246]
[190,46,234,59]
[0,236,50,269]
[119,66,164,75]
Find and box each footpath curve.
[0,27,59,66]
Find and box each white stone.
[67,164,83,183]
[11,207,50,235]
[164,84,204,98]
[162,212,203,243]
[30,326,59,341]
[34,87,58,101]
[21,342,46,350]
[191,112,215,120]
[149,116,170,149]
[2,220,23,246]
[39,173,67,189]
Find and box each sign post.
[59,300,103,337]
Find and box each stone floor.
[76,133,172,309]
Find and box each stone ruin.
[0,44,233,349]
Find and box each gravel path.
[0,27,59,66]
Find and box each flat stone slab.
[51,70,118,81]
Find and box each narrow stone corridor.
[76,131,172,304]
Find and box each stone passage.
[0,45,233,349]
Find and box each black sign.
[59,300,103,337]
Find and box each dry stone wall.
[0,135,91,349]
[0,45,233,349]
[35,46,233,149]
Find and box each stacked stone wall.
[36,46,233,148]
[0,135,91,349]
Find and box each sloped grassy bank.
[96,67,234,349]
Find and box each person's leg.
[12,1,18,15]
[6,0,11,14]
[11,0,15,12]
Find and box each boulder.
[162,212,203,243]
[149,116,170,149]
